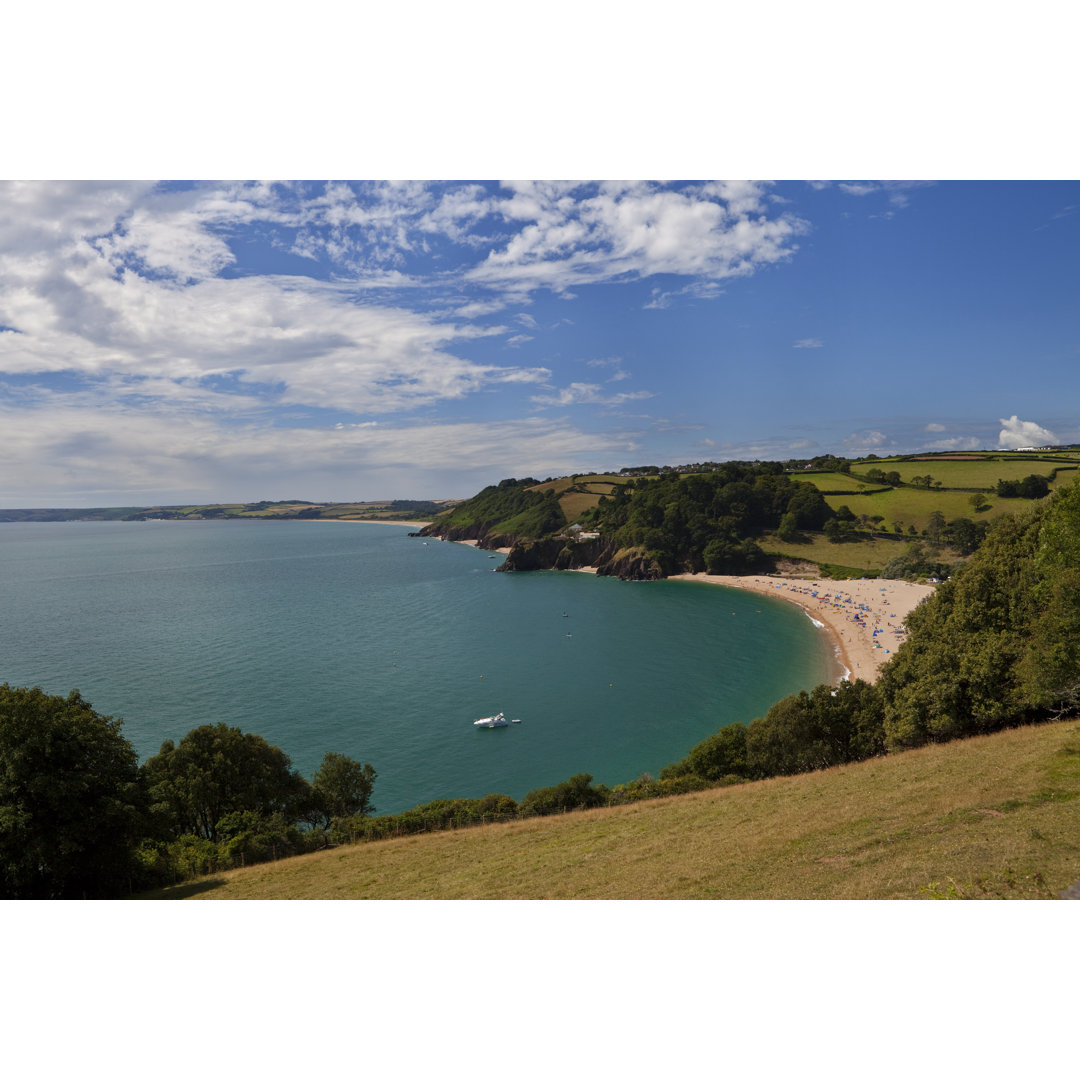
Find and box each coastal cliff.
[496,537,663,579]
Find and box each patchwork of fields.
[523,452,1076,577]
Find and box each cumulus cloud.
[469,180,808,296]
[0,183,557,417]
[0,180,820,503]
[998,415,1058,448]
[924,422,947,432]
[793,338,823,349]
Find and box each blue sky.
[0,179,1076,505]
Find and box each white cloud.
[0,184,556,418]
[843,429,888,452]
[832,180,936,213]
[644,280,727,309]
[998,415,1058,448]
[793,338,823,349]
[469,181,808,295]
[923,436,983,451]
[0,400,637,503]
[839,182,879,197]
[530,382,653,408]
[924,422,947,432]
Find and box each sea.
[0,520,834,814]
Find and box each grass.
[796,472,891,493]
[526,473,629,524]
[760,531,913,572]
[875,460,1076,488]
[558,490,605,522]
[822,488,1025,531]
[143,718,1080,900]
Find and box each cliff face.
[420,517,667,580]
[497,538,665,581]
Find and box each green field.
[795,472,890,493]
[821,488,1019,531]
[145,718,1080,900]
[760,531,914,573]
[528,474,630,523]
[864,459,1078,489]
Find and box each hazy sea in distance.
[0,520,834,814]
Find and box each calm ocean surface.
[0,521,833,813]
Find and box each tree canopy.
[0,685,145,898]
[143,723,314,841]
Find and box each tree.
[143,723,312,841]
[926,509,946,541]
[311,752,377,825]
[660,723,748,781]
[0,685,145,898]
[969,492,989,513]
[1018,474,1050,499]
[777,511,801,543]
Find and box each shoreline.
[328,518,433,527]
[669,573,935,684]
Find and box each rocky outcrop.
[422,518,670,581]
[594,547,666,580]
[497,538,665,580]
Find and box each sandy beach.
[457,538,514,554]
[669,573,936,684]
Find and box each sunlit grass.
[148,719,1080,900]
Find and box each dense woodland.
[422,464,836,577]
[4,465,1080,896]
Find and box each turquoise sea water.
[0,521,834,813]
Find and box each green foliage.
[421,478,561,538]
[311,752,376,826]
[662,681,885,784]
[336,792,522,842]
[997,474,1050,499]
[143,723,313,842]
[218,810,311,865]
[520,773,611,816]
[745,681,885,777]
[880,542,950,581]
[660,723,748,781]
[877,480,1080,747]
[606,773,716,803]
[777,512,802,543]
[0,685,146,898]
[593,464,833,575]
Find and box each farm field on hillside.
[872,460,1077,488]
[758,532,930,573]
[796,472,890,493]
[822,488,1018,531]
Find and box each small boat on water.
[474,711,508,728]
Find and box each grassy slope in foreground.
[149,719,1080,900]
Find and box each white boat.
[473,711,508,728]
